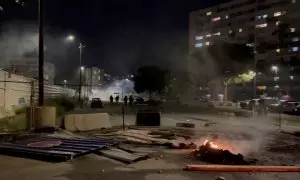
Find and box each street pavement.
[0,112,300,180]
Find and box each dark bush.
[45,96,77,116]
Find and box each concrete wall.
[0,70,76,112]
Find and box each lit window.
[225,15,229,19]
[276,48,280,53]
[256,15,261,19]
[290,28,296,32]
[238,28,243,32]
[262,14,268,19]
[292,47,299,52]
[256,23,268,28]
[229,30,233,34]
[212,17,221,21]
[292,37,299,42]
[195,43,203,48]
[205,41,210,46]
[214,32,221,36]
[195,36,203,40]
[276,21,280,26]
[206,12,212,16]
[274,12,282,17]
[206,34,211,38]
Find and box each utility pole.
[252,0,258,120]
[38,0,44,106]
[78,42,84,107]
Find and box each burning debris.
[170,142,197,149]
[192,140,250,165]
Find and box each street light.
[63,80,67,87]
[66,35,86,105]
[271,65,278,73]
[66,35,75,42]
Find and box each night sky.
[0,0,229,81]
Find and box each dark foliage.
[134,66,168,98]
[193,41,254,79]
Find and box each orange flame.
[203,139,219,149]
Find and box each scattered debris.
[118,144,156,154]
[0,136,116,162]
[170,142,197,149]
[176,123,195,128]
[27,140,62,148]
[215,176,225,180]
[204,122,216,127]
[192,140,249,165]
[98,147,150,163]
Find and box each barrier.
[64,113,111,131]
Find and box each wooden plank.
[118,145,156,154]
[99,147,148,163]
[176,123,195,128]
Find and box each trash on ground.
[176,123,195,128]
[0,135,116,162]
[98,147,150,163]
[192,140,249,165]
[118,144,157,154]
[170,142,197,149]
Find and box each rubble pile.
[192,140,249,165]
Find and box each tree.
[165,71,190,100]
[134,66,168,99]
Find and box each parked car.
[240,100,251,109]
[279,101,300,114]
[90,98,103,108]
[246,97,277,110]
[294,104,300,115]
[247,99,260,110]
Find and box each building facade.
[84,67,104,87]
[189,0,300,70]
[2,58,56,85]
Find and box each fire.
[203,139,219,149]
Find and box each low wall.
[64,113,111,131]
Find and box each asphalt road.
[0,113,300,180]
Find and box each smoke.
[90,79,135,101]
[0,22,38,65]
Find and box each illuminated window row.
[276,47,299,53]
[195,41,211,48]
[195,28,244,41]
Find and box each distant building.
[2,57,56,85]
[189,0,300,69]
[84,67,104,87]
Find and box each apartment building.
[189,0,300,76]
[84,67,104,87]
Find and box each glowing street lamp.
[66,35,75,42]
[63,80,67,87]
[271,65,278,73]
[80,66,85,71]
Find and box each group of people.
[109,95,134,106]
